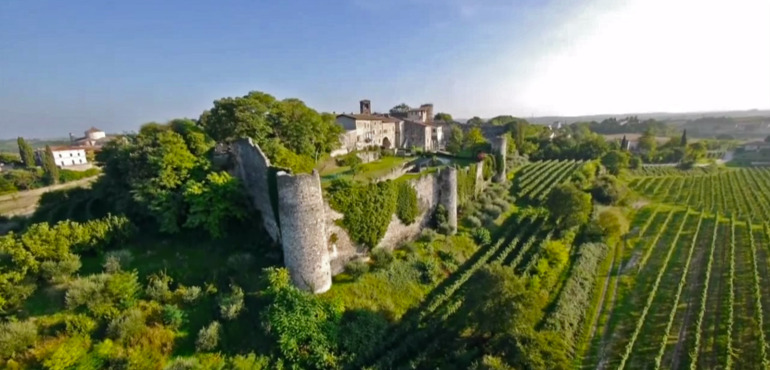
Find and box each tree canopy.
[546,183,592,230]
[434,112,453,122]
[17,137,35,168]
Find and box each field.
[580,167,770,369]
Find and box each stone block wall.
[439,167,458,233]
[230,138,281,242]
[276,170,332,293]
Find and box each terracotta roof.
[337,114,401,123]
[49,146,87,151]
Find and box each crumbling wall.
[474,161,485,195]
[439,167,458,233]
[276,170,332,293]
[230,138,281,242]
[490,135,507,182]
[324,202,362,275]
[377,173,440,249]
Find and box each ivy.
[457,164,478,208]
[395,182,419,225]
[327,179,397,248]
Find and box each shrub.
[370,248,394,270]
[0,320,38,358]
[42,335,91,370]
[482,204,503,218]
[65,271,141,318]
[416,258,442,284]
[176,285,202,304]
[492,197,509,210]
[103,249,133,273]
[395,182,419,225]
[471,227,492,246]
[466,215,482,228]
[146,272,174,303]
[218,284,245,320]
[229,353,271,370]
[196,321,221,352]
[418,228,438,243]
[345,260,370,279]
[433,204,452,234]
[40,254,82,283]
[590,175,627,205]
[335,151,362,167]
[339,310,389,361]
[107,308,145,343]
[162,304,187,328]
[164,357,200,370]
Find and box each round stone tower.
[276,170,332,293]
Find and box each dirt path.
[0,176,97,216]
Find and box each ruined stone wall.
[276,170,332,293]
[324,202,362,275]
[439,167,458,233]
[230,138,281,242]
[377,173,440,250]
[474,161,485,195]
[490,135,507,182]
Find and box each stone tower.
[420,103,434,121]
[276,170,332,293]
[360,99,371,115]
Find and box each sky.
[1,0,769,138]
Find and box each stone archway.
[382,137,392,149]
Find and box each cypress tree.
[681,129,688,146]
[42,145,59,185]
[17,137,35,168]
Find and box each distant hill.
[524,109,770,125]
[0,138,71,153]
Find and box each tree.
[598,208,629,241]
[629,155,642,169]
[17,137,35,168]
[198,91,277,143]
[546,183,592,230]
[262,267,343,368]
[389,103,410,116]
[434,112,453,122]
[487,115,515,126]
[591,175,627,205]
[42,145,59,185]
[446,125,464,154]
[466,116,485,126]
[685,141,707,162]
[680,129,688,146]
[638,129,657,157]
[600,150,630,175]
[465,127,487,148]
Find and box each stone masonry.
[276,170,332,293]
[439,167,458,233]
[231,138,281,242]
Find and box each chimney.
[360,99,371,115]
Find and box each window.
[70,153,73,157]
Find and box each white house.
[37,147,88,167]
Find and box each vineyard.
[579,167,770,369]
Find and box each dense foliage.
[327,179,397,248]
[17,137,35,168]
[395,182,419,225]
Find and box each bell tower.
[360,99,371,114]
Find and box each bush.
[590,175,627,205]
[0,320,38,359]
[229,353,271,370]
[482,204,503,218]
[418,228,438,243]
[226,252,255,276]
[395,182,419,225]
[196,321,221,352]
[164,357,200,370]
[40,254,82,283]
[146,272,174,303]
[335,151,362,167]
[107,308,145,343]
[471,227,492,246]
[416,258,442,284]
[338,310,389,361]
[344,260,370,280]
[58,168,100,183]
[176,285,202,304]
[466,215,482,228]
[162,304,187,328]
[370,248,394,270]
[218,284,245,320]
[103,249,133,273]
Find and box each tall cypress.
[42,145,59,185]
[681,129,688,146]
[17,137,35,168]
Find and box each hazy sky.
[1,0,769,138]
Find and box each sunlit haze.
[1,0,769,137]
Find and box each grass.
[318,156,414,183]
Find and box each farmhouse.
[36,146,88,167]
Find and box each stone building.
[335,100,443,153]
[35,146,88,167]
[70,127,112,149]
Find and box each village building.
[36,146,88,168]
[70,127,112,149]
[334,100,444,155]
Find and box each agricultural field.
[579,167,770,369]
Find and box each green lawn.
[319,156,415,183]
